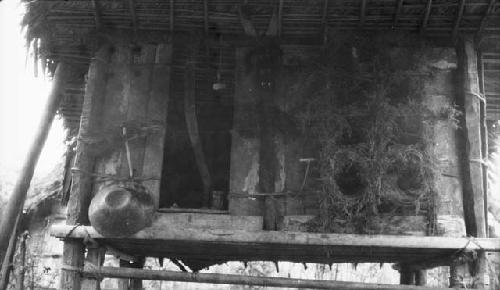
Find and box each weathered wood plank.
[229,48,260,197]
[50,225,500,252]
[457,35,489,290]
[458,36,487,238]
[141,43,172,208]
[124,45,156,179]
[82,266,453,290]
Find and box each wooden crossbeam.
[82,266,453,290]
[452,0,466,39]
[420,0,433,33]
[203,0,208,34]
[128,0,138,35]
[360,0,367,27]
[478,0,497,35]
[393,0,404,28]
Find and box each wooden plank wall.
[93,43,172,208]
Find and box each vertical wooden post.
[415,270,427,286]
[456,35,489,289]
[0,62,70,263]
[60,45,112,290]
[118,258,145,290]
[458,35,487,238]
[81,247,106,290]
[399,265,415,285]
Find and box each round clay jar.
[89,182,155,237]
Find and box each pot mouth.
[105,189,132,209]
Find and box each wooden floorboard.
[50,225,500,265]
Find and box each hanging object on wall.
[212,36,226,91]
[89,181,155,237]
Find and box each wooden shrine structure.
[2,0,500,289]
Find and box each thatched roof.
[22,0,500,125]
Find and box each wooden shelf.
[50,225,500,266]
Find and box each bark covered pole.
[0,62,70,263]
[60,45,112,290]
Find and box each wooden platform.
[50,224,500,267]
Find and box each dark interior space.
[159,43,234,209]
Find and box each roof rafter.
[128,0,138,36]
[203,0,209,34]
[420,0,433,33]
[91,0,102,29]
[321,0,329,43]
[278,0,284,38]
[360,0,367,27]
[170,0,175,34]
[452,0,466,39]
[478,0,497,35]
[393,0,404,28]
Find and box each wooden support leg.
[415,270,427,286]
[60,240,85,290]
[81,247,106,290]
[399,265,415,285]
[118,258,145,290]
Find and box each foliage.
[288,35,460,234]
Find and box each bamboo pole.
[0,62,70,264]
[15,232,28,290]
[0,213,21,290]
[82,266,455,290]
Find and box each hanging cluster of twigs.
[287,34,461,234]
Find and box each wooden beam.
[0,62,70,264]
[393,0,404,28]
[61,45,111,290]
[321,0,329,43]
[452,0,465,40]
[457,36,487,238]
[50,225,500,252]
[478,0,497,35]
[83,266,450,290]
[203,0,209,34]
[91,0,102,29]
[420,0,432,33]
[278,0,284,38]
[360,0,367,27]
[169,0,174,34]
[128,0,138,36]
